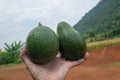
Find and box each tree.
[4,41,21,52]
[74,0,120,41]
[0,49,2,55]
[0,41,22,65]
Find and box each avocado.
[26,23,59,64]
[57,21,86,61]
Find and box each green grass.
[0,63,23,68]
[99,62,120,67]
[87,38,120,52]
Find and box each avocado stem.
[38,22,42,26]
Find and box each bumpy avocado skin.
[57,22,86,61]
[26,26,59,64]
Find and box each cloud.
[0,0,100,49]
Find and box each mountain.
[74,0,120,42]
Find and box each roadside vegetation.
[0,41,22,65]
[87,38,120,52]
[99,62,120,67]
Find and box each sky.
[0,0,100,49]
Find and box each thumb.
[70,52,89,67]
[20,46,33,66]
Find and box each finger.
[70,52,89,67]
[20,46,27,57]
[70,59,85,67]
[56,53,61,57]
[83,52,89,60]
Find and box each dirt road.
[0,46,120,80]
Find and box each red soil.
[0,46,120,80]
[83,45,120,66]
[66,45,120,80]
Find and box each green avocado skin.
[26,26,59,64]
[57,22,86,61]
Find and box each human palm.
[20,47,89,80]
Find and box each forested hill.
[74,0,120,42]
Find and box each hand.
[20,46,89,80]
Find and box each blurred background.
[0,0,120,80]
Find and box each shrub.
[0,41,22,65]
[87,38,120,52]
